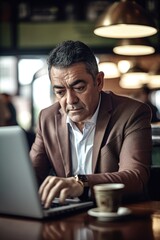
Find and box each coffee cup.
[93,183,125,212]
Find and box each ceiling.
[1,0,160,94]
[5,0,159,22]
[1,0,160,52]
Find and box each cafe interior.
[0,0,160,239]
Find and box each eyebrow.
[53,79,86,89]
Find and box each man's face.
[50,62,104,127]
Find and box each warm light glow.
[94,0,158,39]
[118,60,131,74]
[152,214,160,239]
[94,25,157,38]
[148,63,160,88]
[120,72,149,89]
[113,45,155,56]
[148,75,160,88]
[98,62,120,78]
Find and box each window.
[0,57,17,94]
[18,58,44,85]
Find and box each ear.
[96,71,104,91]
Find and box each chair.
[148,166,160,200]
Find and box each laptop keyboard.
[50,202,69,208]
[42,200,70,209]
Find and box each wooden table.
[0,201,160,240]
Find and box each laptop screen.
[0,126,93,219]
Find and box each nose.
[66,89,78,105]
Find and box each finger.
[44,179,66,207]
[40,177,58,205]
[39,176,52,196]
[59,188,70,204]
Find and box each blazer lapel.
[54,92,113,176]
[55,110,72,177]
[92,92,112,172]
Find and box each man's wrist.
[74,174,89,187]
[74,175,84,188]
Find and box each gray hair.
[47,40,99,80]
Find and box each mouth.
[69,107,82,111]
[66,105,83,113]
[68,108,83,113]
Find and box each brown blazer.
[30,91,152,200]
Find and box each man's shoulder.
[39,102,62,118]
[102,91,151,113]
[103,91,147,105]
[101,91,152,127]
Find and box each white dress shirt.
[67,97,101,175]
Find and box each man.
[0,94,11,126]
[30,40,152,208]
[1,93,18,126]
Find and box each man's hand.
[39,176,84,208]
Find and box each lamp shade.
[113,38,155,56]
[120,64,149,88]
[148,64,160,88]
[98,62,120,78]
[118,60,131,73]
[94,0,157,38]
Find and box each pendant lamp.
[120,64,149,88]
[148,64,160,88]
[98,61,120,78]
[94,0,158,38]
[113,38,155,56]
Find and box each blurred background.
[0,0,160,132]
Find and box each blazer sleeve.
[87,102,152,201]
[29,110,52,185]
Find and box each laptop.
[0,126,93,219]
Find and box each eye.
[74,85,86,93]
[54,89,66,97]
